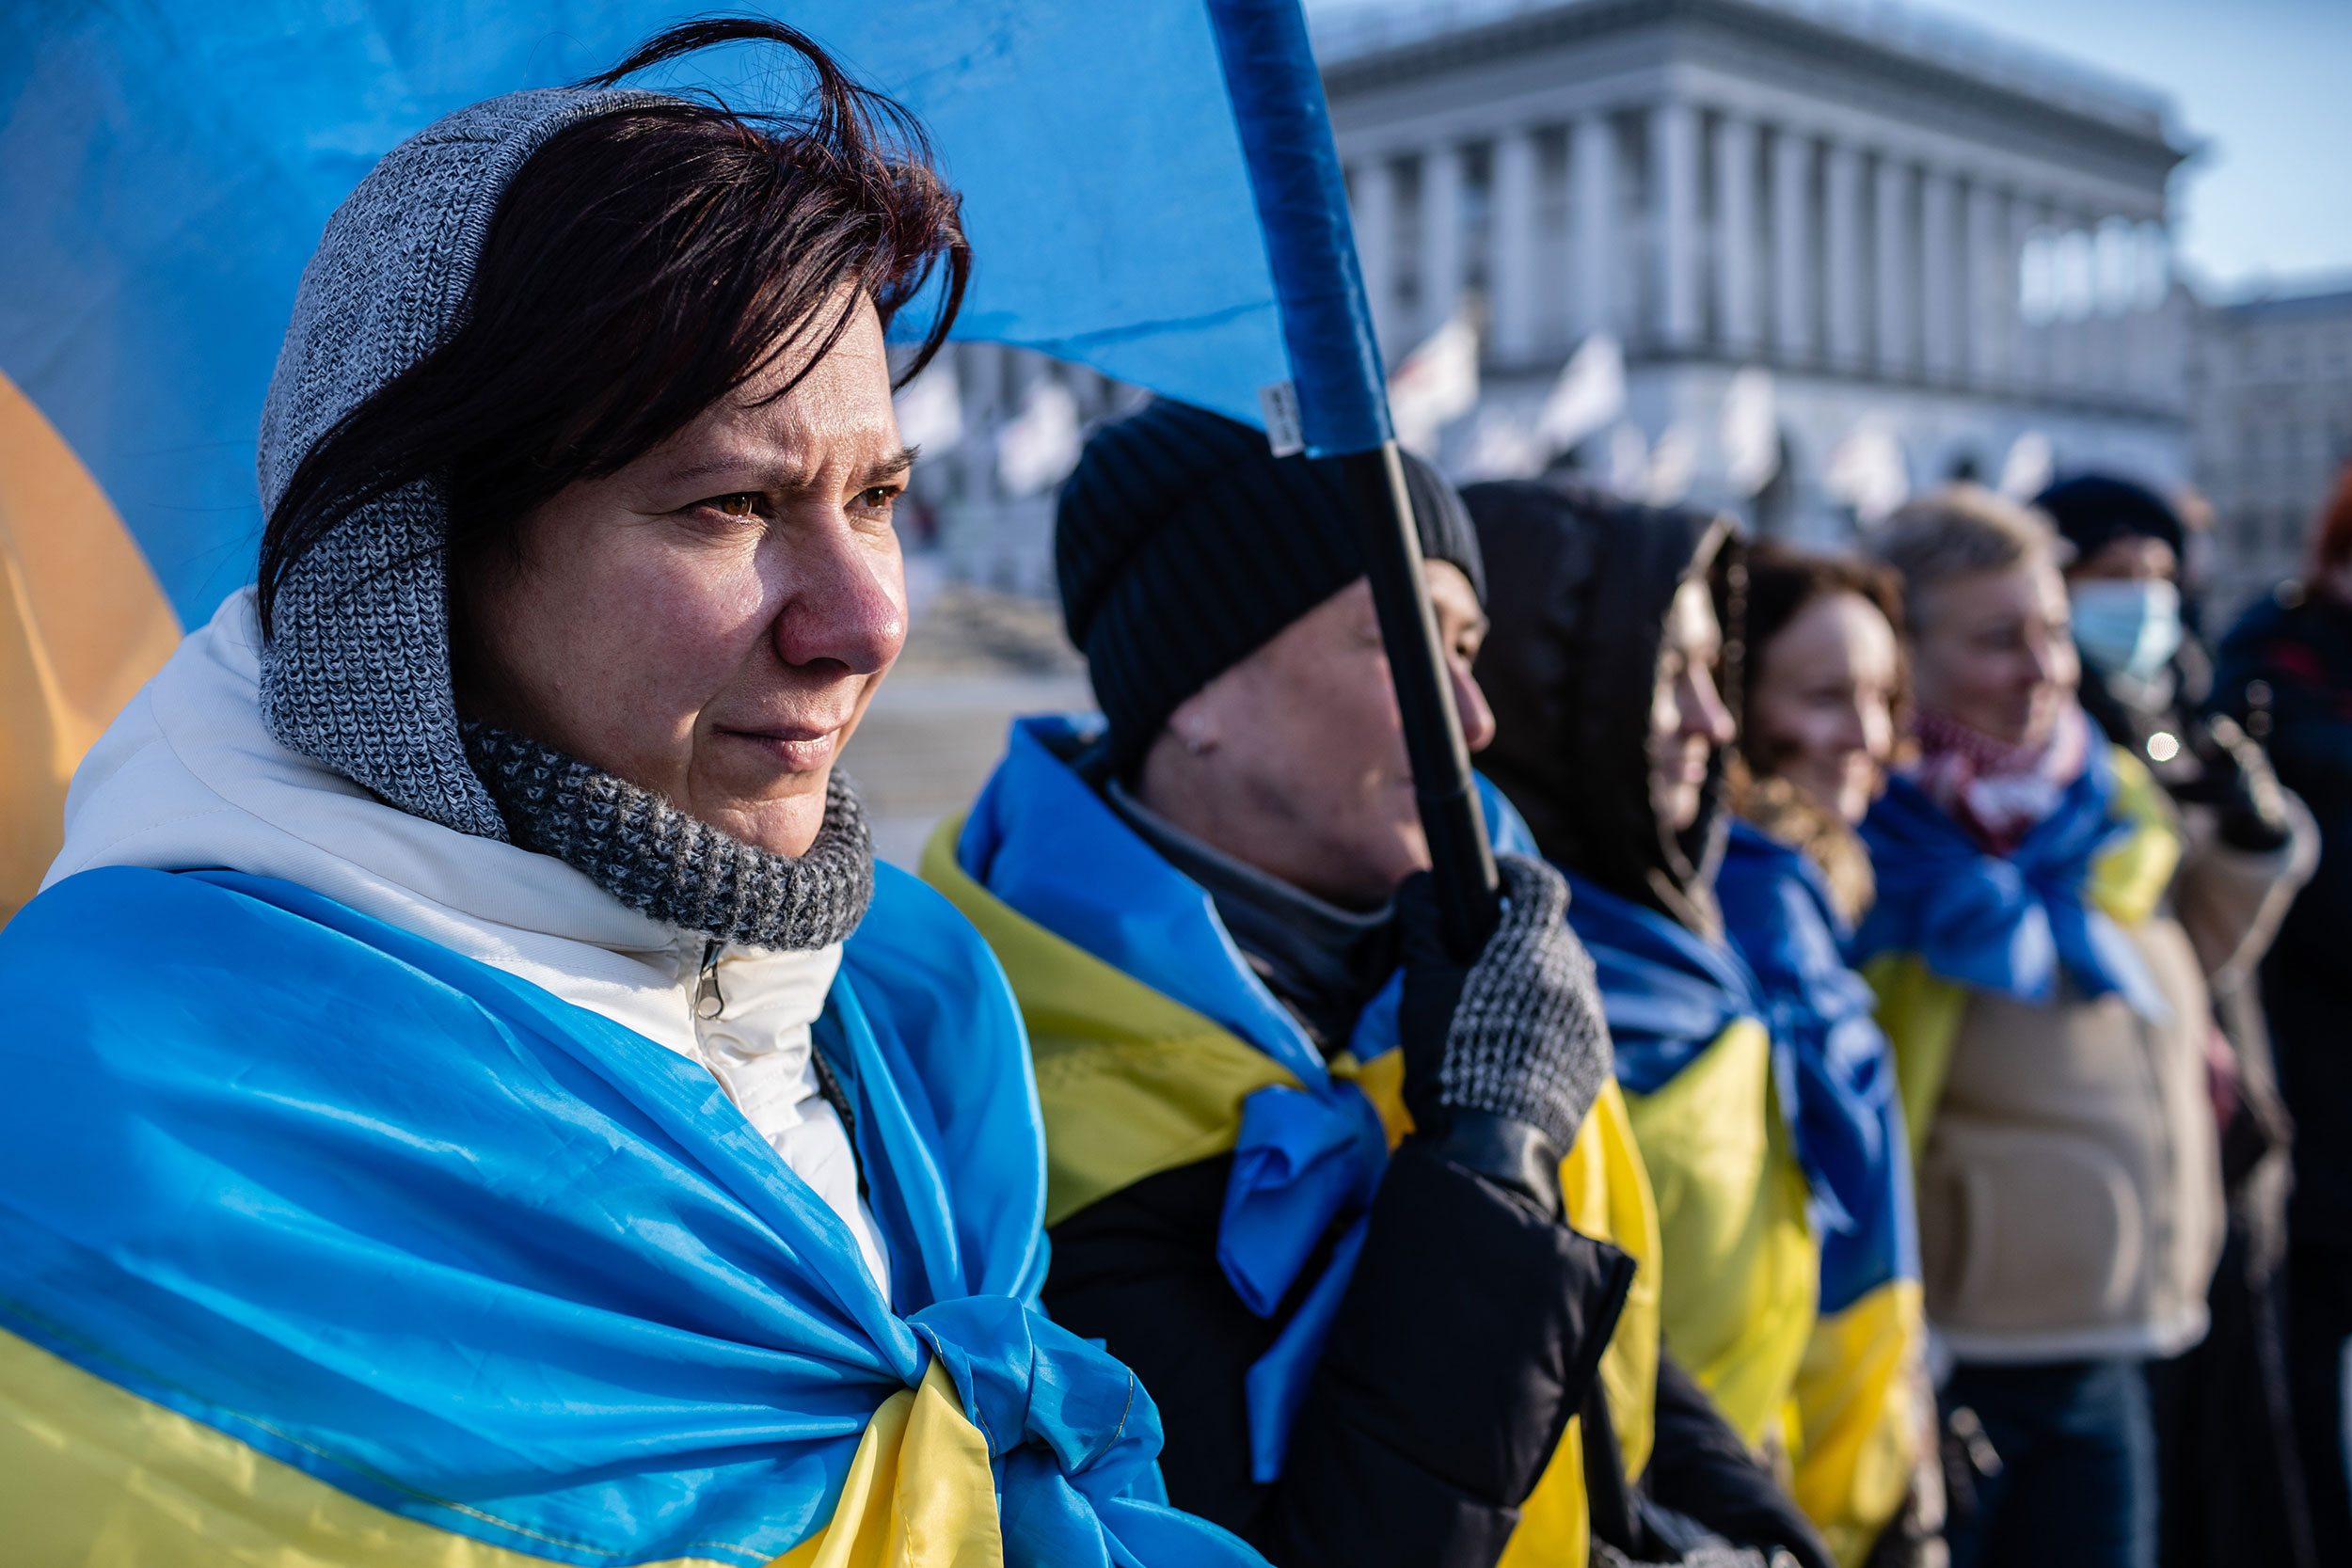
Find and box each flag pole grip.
[1341,442,1502,960]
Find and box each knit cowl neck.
[463,721,873,952]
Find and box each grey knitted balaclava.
[257,87,872,950]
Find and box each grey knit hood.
[255,87,872,950]
[257,87,660,841]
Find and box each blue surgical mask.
[2071,578,2182,683]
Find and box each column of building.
[1873,156,1913,377]
[1653,102,1702,350]
[1965,179,2011,388]
[1821,141,1866,372]
[1918,167,1960,381]
[1771,127,1813,363]
[1420,144,1466,345]
[1714,115,1760,356]
[1572,111,1618,341]
[1488,129,1541,365]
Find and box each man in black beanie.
[921,399,1829,1568]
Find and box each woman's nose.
[2023,632,2059,686]
[1686,671,1737,748]
[1833,699,1871,753]
[769,525,907,676]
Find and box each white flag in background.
[1389,307,1481,456]
[1646,422,1700,507]
[1826,420,1911,526]
[1534,332,1626,459]
[1607,422,1649,496]
[996,378,1082,497]
[894,358,964,455]
[1998,431,2055,501]
[1719,368,1780,498]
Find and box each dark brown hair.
[256,17,968,634]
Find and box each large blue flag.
[0,0,1386,920]
[0,0,1375,626]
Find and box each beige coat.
[1917,911,2225,1362]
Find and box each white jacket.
[45,591,892,1293]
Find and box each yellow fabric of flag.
[0,371,181,925]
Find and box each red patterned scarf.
[1907,705,2090,855]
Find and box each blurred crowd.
[946,411,2352,1568]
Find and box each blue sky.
[1311,0,2352,300]
[1924,0,2352,297]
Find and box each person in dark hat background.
[2035,474,2319,1566]
[2209,464,2352,1565]
[922,399,1831,1568]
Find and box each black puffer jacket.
[1048,1145,1824,1568]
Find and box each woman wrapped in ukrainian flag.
[1465,482,1928,1566]
[0,20,1260,1568]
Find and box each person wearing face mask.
[1469,483,1861,1557]
[1711,546,1938,1568]
[924,401,1831,1568]
[1856,487,2228,1568]
[2041,476,2302,872]
[2213,463,2352,1566]
[2041,476,2320,1568]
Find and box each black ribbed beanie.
[1057,399,1484,775]
[2034,474,2185,565]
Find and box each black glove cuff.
[2217,804,2293,853]
[1419,1109,1565,1217]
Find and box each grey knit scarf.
[463,722,872,951]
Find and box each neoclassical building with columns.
[1320,0,2194,539]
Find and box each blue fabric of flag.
[0,861,1259,1568]
[1,0,1317,626]
[955,717,1542,1483]
[1853,742,2167,1021]
[1716,821,1920,1316]
[957,716,1391,1482]
[1560,868,1769,1099]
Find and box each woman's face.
[455,298,909,858]
[1911,562,2077,749]
[1142,562,1493,911]
[1747,591,1900,825]
[1649,578,1738,834]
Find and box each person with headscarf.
[0,24,1262,1567]
[925,400,1831,1568]
[2213,461,2352,1565]
[1712,544,1936,1567]
[1856,486,2226,1568]
[1469,482,1915,1567]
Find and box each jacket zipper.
[694,938,725,1021]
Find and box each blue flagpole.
[1202,0,1500,954]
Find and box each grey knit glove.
[1593,1544,1780,1568]
[1396,853,1613,1158]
